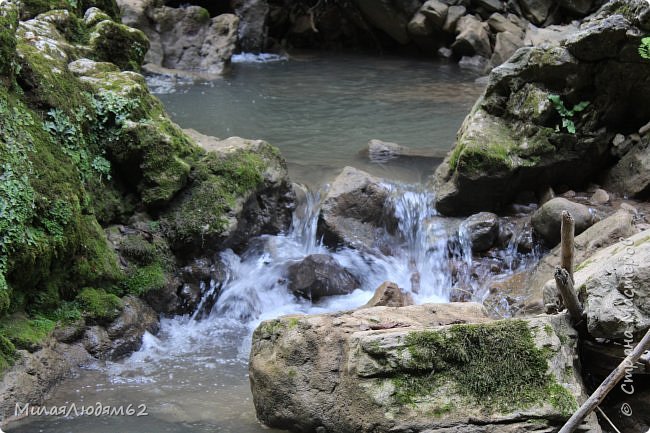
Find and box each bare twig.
[561,210,575,281]
[554,267,584,325]
[558,329,650,433]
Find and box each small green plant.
[548,95,589,134]
[640,37,650,59]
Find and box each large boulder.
[353,0,410,44]
[432,2,650,215]
[250,305,599,433]
[318,166,398,250]
[287,254,360,300]
[531,197,595,246]
[162,134,295,257]
[490,30,524,67]
[517,0,554,25]
[603,136,650,199]
[0,1,19,83]
[232,0,268,52]
[542,230,650,340]
[523,209,638,314]
[451,15,492,58]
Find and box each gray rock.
[603,138,650,199]
[486,12,525,36]
[52,319,86,343]
[531,198,595,246]
[490,30,524,67]
[82,326,112,358]
[354,0,410,44]
[361,139,446,162]
[232,0,269,53]
[318,166,398,250]
[545,230,650,340]
[589,188,610,204]
[287,254,360,300]
[474,0,503,13]
[105,296,159,359]
[420,0,449,29]
[407,12,433,36]
[361,281,414,308]
[526,209,638,314]
[523,22,579,47]
[451,15,492,58]
[460,212,500,252]
[557,0,593,15]
[458,54,490,71]
[250,305,597,433]
[517,0,553,25]
[442,5,466,33]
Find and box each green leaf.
[571,101,590,113]
[639,36,650,60]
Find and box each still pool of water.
[156,52,484,186]
[7,53,487,433]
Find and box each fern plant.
[548,95,589,134]
[640,37,650,59]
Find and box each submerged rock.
[360,139,446,163]
[250,305,597,432]
[531,197,595,246]
[287,254,360,300]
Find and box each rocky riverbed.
[1,0,650,432]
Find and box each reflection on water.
[156,52,484,187]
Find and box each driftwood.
[560,210,575,281]
[558,329,650,433]
[554,267,584,325]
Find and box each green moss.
[543,324,553,336]
[391,320,573,413]
[0,2,19,82]
[0,314,55,351]
[76,287,123,323]
[195,7,210,23]
[121,263,166,296]
[88,20,149,71]
[548,383,578,416]
[162,149,267,247]
[0,333,17,374]
[17,0,70,20]
[80,0,121,20]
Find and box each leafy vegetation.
[640,36,650,60]
[76,287,123,323]
[548,95,589,134]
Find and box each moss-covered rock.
[0,1,19,83]
[0,333,16,374]
[76,287,123,324]
[250,304,596,432]
[432,5,650,215]
[88,20,149,71]
[0,314,55,352]
[17,0,120,22]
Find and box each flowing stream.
[7,54,516,433]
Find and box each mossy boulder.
[76,287,123,324]
[432,3,650,215]
[0,1,19,82]
[162,135,295,257]
[17,0,120,22]
[88,20,149,71]
[250,304,598,432]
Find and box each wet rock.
[527,209,638,314]
[106,296,159,359]
[603,137,650,199]
[517,0,553,25]
[589,188,609,204]
[442,5,466,33]
[531,198,595,246]
[353,0,410,44]
[490,30,524,67]
[250,305,596,433]
[232,0,269,53]
[318,166,398,250]
[82,326,112,358]
[361,139,445,163]
[162,134,295,258]
[486,12,525,37]
[362,281,414,308]
[52,319,86,343]
[544,230,650,339]
[451,15,492,58]
[287,254,360,300]
[432,4,650,216]
[475,0,504,13]
[0,342,91,424]
[420,0,449,29]
[460,212,500,252]
[458,54,489,71]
